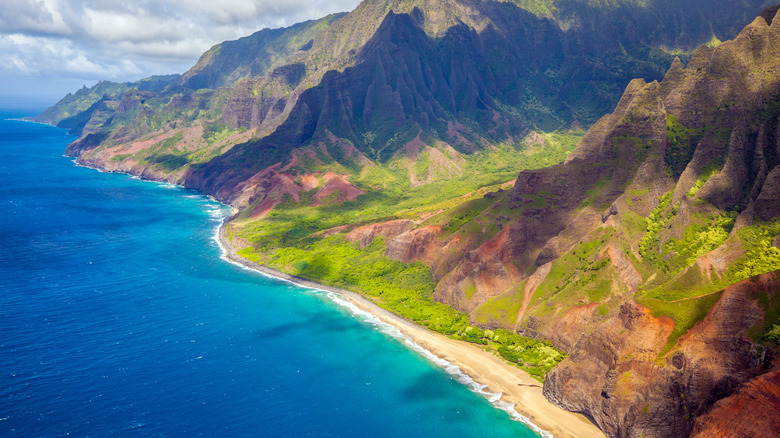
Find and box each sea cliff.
[39,2,780,436]
[216,220,605,438]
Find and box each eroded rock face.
[345,219,415,248]
[498,10,780,436]
[544,272,780,438]
[384,225,442,264]
[690,370,780,438]
[311,173,366,205]
[435,227,526,312]
[326,10,780,437]
[754,167,780,221]
[56,5,780,438]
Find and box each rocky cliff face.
[544,273,778,437]
[342,6,780,436]
[43,1,773,207]
[507,9,780,437]
[690,368,780,438]
[39,1,780,437]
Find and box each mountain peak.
[759,3,780,25]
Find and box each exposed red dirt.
[345,219,415,248]
[301,174,319,191]
[691,370,780,438]
[312,173,366,205]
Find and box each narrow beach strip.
[216,222,605,438]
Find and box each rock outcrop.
[346,219,416,248]
[311,173,366,205]
[38,2,780,437]
[544,272,779,438]
[690,369,780,438]
[384,225,442,264]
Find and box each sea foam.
[213,221,552,438]
[324,292,553,438]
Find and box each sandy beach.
[217,224,605,438]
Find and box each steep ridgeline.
[41,0,772,208]
[402,6,780,437]
[40,2,780,437]
[33,75,180,137]
[219,4,780,437]
[217,5,780,437]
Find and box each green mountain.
[173,13,346,90]
[42,0,772,197]
[39,1,780,437]
[33,75,180,137]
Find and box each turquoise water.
[0,110,542,437]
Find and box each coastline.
[216,222,605,438]
[65,144,603,437]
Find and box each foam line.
[214,221,552,438]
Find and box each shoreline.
[216,222,605,438]
[64,146,603,437]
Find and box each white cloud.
[0,33,141,78]
[0,0,71,37]
[0,0,362,99]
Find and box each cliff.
[41,1,780,437]
[440,7,780,436]
[42,0,773,209]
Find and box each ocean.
[0,109,541,437]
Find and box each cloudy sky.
[0,0,362,107]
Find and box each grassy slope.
[231,103,780,373]
[42,0,780,380]
[229,130,583,380]
[518,114,780,357]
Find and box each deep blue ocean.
[0,109,541,437]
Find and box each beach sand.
[217,224,605,438]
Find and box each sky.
[0,0,362,108]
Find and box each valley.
[36,1,780,436]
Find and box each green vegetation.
[228,132,584,382]
[156,133,184,152]
[236,236,565,381]
[183,12,344,89]
[110,153,132,162]
[202,121,236,145]
[665,115,705,177]
[579,177,611,209]
[429,197,497,235]
[726,220,780,281]
[687,159,723,197]
[491,329,565,380]
[633,192,739,348]
[533,229,613,306]
[540,130,586,151]
[636,214,780,356]
[749,285,780,345]
[705,35,723,48]
[656,211,737,276]
[134,133,191,171]
[765,324,780,345]
[150,154,189,171]
[638,192,673,264]
[472,286,524,327]
[413,151,431,180]
[639,291,724,357]
[239,131,583,251]
[499,0,555,17]
[35,81,132,125]
[641,265,710,302]
[264,236,464,330]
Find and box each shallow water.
[0,110,541,437]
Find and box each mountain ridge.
[42,0,774,202]
[37,1,780,437]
